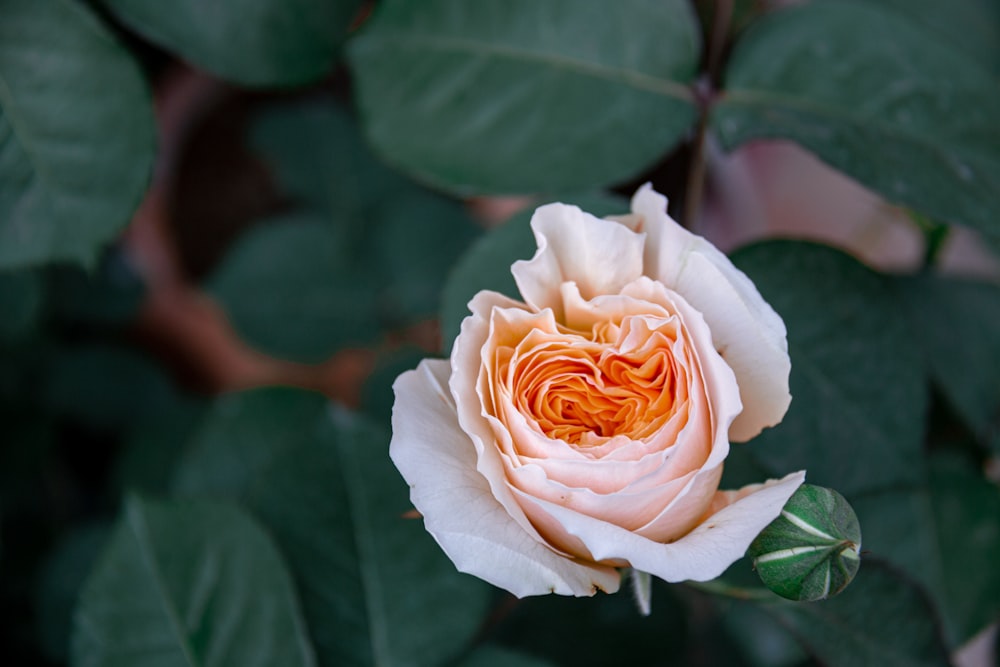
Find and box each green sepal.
[748,484,861,601]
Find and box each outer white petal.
[630,184,791,441]
[512,202,645,320]
[517,470,805,583]
[390,358,621,598]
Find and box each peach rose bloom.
[391,185,804,597]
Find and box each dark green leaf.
[925,455,1000,645]
[719,601,808,667]
[101,0,365,87]
[720,441,777,490]
[368,188,481,326]
[896,275,1000,453]
[492,581,690,667]
[459,646,556,667]
[348,0,700,194]
[173,391,492,667]
[251,100,483,328]
[35,522,111,663]
[46,251,146,330]
[40,344,176,430]
[248,414,491,667]
[853,453,1000,647]
[251,100,411,229]
[733,241,927,496]
[713,2,1000,244]
[172,387,329,498]
[359,346,428,423]
[0,0,155,269]
[207,214,381,363]
[846,0,1000,73]
[440,192,627,350]
[751,562,950,667]
[0,269,43,341]
[115,399,206,496]
[749,485,861,601]
[0,405,53,512]
[71,496,317,667]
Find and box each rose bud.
[748,484,861,601]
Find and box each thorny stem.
[683,0,732,229]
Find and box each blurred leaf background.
[1,0,998,665]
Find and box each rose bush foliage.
[391,185,805,596]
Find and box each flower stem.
[705,0,733,84]
[686,579,776,601]
[683,105,710,230]
[910,211,951,271]
[683,0,732,229]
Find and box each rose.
[390,185,804,597]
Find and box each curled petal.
[390,359,621,597]
[629,184,791,441]
[512,202,645,321]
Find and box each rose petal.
[629,184,791,441]
[390,359,621,597]
[515,470,805,582]
[452,291,543,535]
[510,463,700,533]
[512,202,645,320]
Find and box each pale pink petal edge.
[519,469,805,583]
[390,359,621,598]
[511,202,646,319]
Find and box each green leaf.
[115,399,206,496]
[852,453,1000,647]
[896,275,1000,453]
[0,0,155,269]
[0,405,52,511]
[172,388,329,498]
[367,188,482,326]
[35,522,111,663]
[0,269,43,341]
[207,214,381,363]
[848,0,1000,73]
[46,251,146,330]
[173,390,492,667]
[250,100,410,228]
[71,496,317,667]
[746,562,950,667]
[101,0,365,87]
[459,646,556,667]
[40,344,177,430]
[439,191,627,350]
[359,346,428,423]
[251,100,482,328]
[719,602,808,667]
[492,581,692,667]
[713,1,1000,244]
[749,485,861,601]
[348,0,700,194]
[733,241,927,496]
